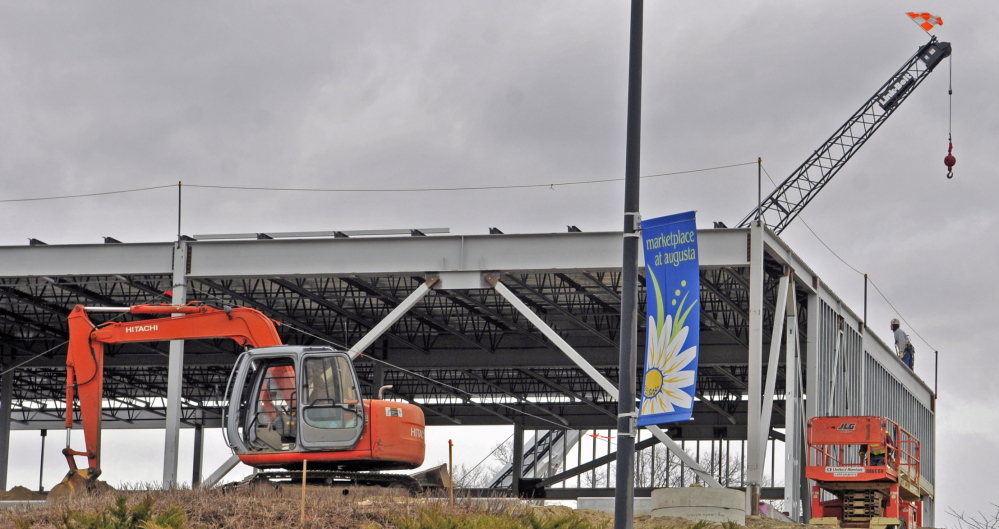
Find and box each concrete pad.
[577,497,652,516]
[651,488,746,524]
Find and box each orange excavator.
[52,302,426,498]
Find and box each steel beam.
[502,275,618,348]
[463,371,568,427]
[759,270,789,463]
[347,277,439,360]
[487,274,721,488]
[519,369,615,419]
[201,454,240,489]
[487,275,617,397]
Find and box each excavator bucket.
[47,469,104,503]
[411,464,452,490]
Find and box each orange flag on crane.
[907,12,943,32]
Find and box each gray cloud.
[0,1,991,517]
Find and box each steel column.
[0,365,12,490]
[162,240,188,487]
[805,288,820,422]
[783,285,802,520]
[746,221,765,513]
[512,424,525,497]
[826,318,845,416]
[192,424,204,486]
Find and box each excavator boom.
[57,303,283,498]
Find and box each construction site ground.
[0,485,832,529]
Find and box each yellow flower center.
[644,368,663,398]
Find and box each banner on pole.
[638,211,700,427]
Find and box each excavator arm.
[55,302,283,498]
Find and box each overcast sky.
[1,1,994,520]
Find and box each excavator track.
[222,470,423,495]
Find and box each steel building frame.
[0,228,935,522]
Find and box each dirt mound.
[0,485,46,501]
[565,508,732,529]
[562,509,821,529]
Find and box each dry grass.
[1,486,814,529]
[0,487,609,529]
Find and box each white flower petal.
[662,389,693,409]
[663,369,695,389]
[662,326,688,363]
[665,346,697,373]
[656,394,675,413]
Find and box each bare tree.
[635,444,744,489]
[948,505,999,529]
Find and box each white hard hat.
[890,318,900,325]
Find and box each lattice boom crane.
[737,37,951,234]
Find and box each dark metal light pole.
[615,1,643,527]
[39,429,47,492]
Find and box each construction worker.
[891,318,915,369]
[860,428,894,467]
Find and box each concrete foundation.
[577,497,651,516]
[650,488,746,524]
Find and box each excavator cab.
[225,346,366,457]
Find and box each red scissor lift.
[807,416,922,529]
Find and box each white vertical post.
[803,287,819,522]
[784,286,801,521]
[826,321,844,417]
[746,222,765,513]
[0,364,12,491]
[759,271,789,464]
[163,240,188,488]
[860,331,867,416]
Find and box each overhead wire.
[357,353,574,431]
[760,163,936,352]
[0,342,68,376]
[0,185,175,203]
[456,432,514,484]
[0,162,756,203]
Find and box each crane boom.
[737,37,951,234]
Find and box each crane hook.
[944,142,956,179]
